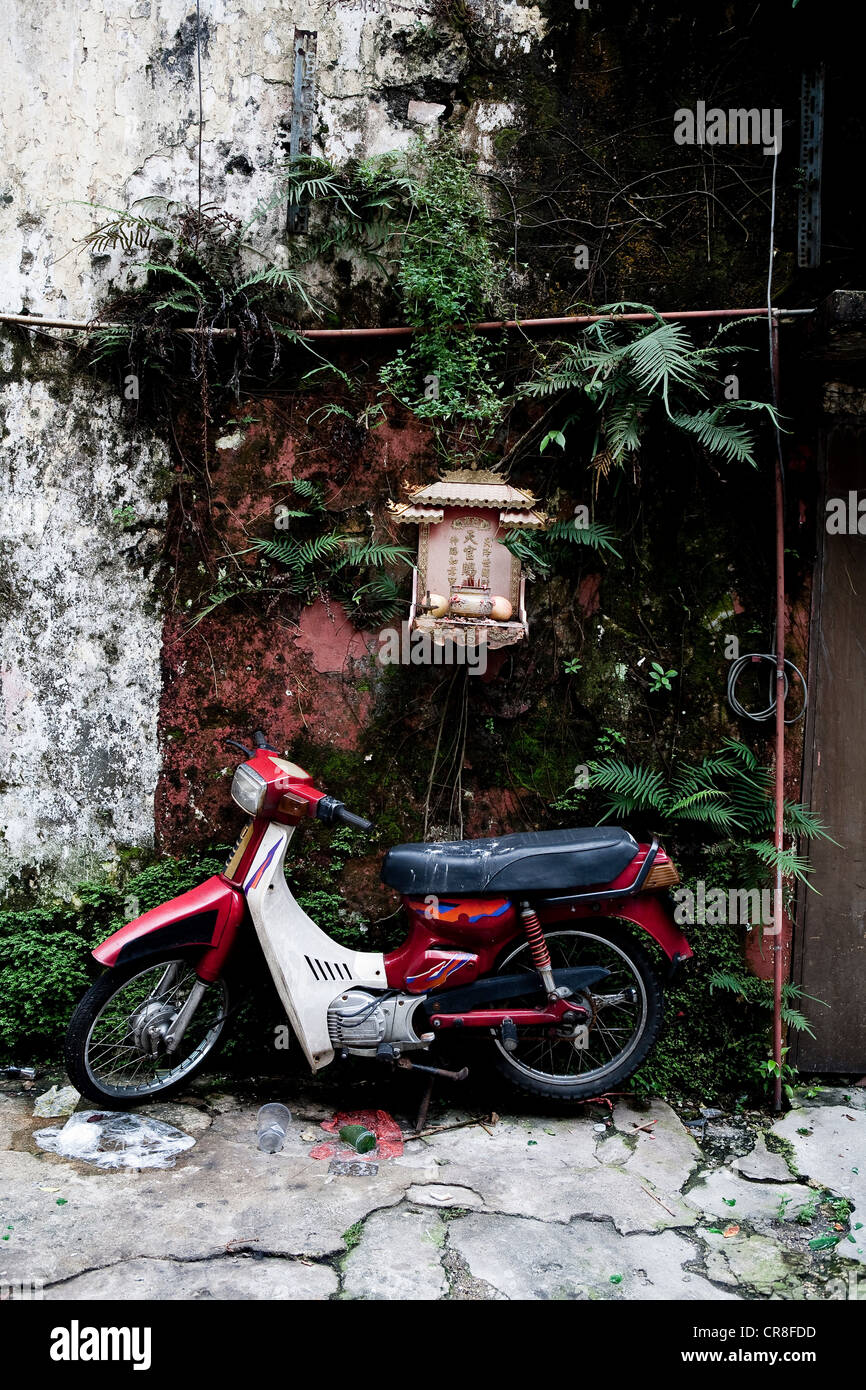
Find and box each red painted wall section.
[155,608,378,850]
[296,599,374,679]
[153,392,434,852]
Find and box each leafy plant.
[760,1047,798,1103]
[585,737,832,883]
[503,516,620,571]
[708,972,826,1037]
[251,532,412,610]
[193,479,412,626]
[269,140,510,461]
[522,305,780,488]
[84,197,318,409]
[596,726,626,756]
[796,1188,821,1224]
[0,847,229,1059]
[648,662,678,693]
[375,139,508,456]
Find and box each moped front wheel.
[488,923,663,1102]
[64,956,232,1107]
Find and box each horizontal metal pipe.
[0,305,813,338]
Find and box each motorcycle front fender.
[92,874,245,981]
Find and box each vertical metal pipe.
[771,309,786,1112]
[766,132,787,1113]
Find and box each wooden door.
[795,423,866,1070]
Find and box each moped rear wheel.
[64,956,231,1107]
[489,923,663,1102]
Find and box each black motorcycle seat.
[381,827,640,896]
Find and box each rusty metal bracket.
[286,30,318,235]
[798,66,825,269]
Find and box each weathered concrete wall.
[1,0,545,317]
[0,340,169,896]
[0,1,833,903]
[0,0,545,894]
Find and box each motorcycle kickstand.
[395,1057,470,1134]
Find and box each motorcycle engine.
[327,989,431,1056]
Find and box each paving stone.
[393,1140,439,1180]
[595,1133,634,1167]
[790,1086,866,1112]
[732,1134,794,1183]
[341,1207,447,1300]
[772,1104,866,1263]
[0,1093,30,1148]
[612,1099,702,1191]
[45,1255,337,1300]
[0,1104,424,1286]
[772,1105,866,1204]
[406,1183,484,1209]
[698,1228,811,1297]
[684,1169,813,1225]
[137,1102,213,1135]
[7,1086,863,1301]
[448,1212,739,1301]
[442,1148,695,1231]
[427,1111,695,1230]
[428,1114,599,1171]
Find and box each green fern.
[349,575,405,623]
[82,197,321,395]
[522,306,781,479]
[708,971,824,1037]
[503,519,620,571]
[215,470,414,623]
[585,759,670,815]
[744,840,817,887]
[583,740,832,891]
[336,541,414,570]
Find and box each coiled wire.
[726,653,807,725]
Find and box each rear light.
[231,764,267,815]
[645,858,680,889]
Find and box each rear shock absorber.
[520,903,557,997]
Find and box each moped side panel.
[92,875,245,969]
[243,823,387,1071]
[386,897,521,991]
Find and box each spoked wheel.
[489,923,663,1101]
[65,956,232,1107]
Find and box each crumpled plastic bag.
[32,1084,80,1118]
[34,1109,196,1169]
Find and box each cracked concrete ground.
[1,1081,864,1301]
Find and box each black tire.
[488,921,663,1102]
[64,955,232,1108]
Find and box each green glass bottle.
[339,1123,377,1154]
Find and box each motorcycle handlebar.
[336,806,375,832]
[315,795,374,833]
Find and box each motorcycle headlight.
[231,764,267,815]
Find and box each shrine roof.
[389,469,539,517]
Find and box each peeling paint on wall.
[0,0,546,317]
[0,342,169,896]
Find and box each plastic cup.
[257,1102,292,1153]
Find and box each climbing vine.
[281,136,510,461]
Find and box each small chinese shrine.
[388,469,546,648]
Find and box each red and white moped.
[66,731,692,1106]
